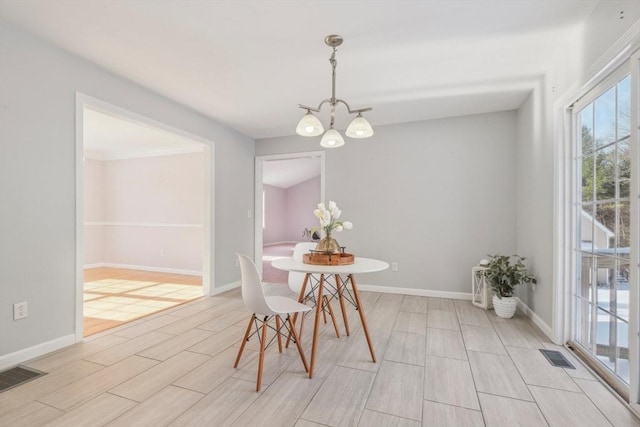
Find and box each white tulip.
[328,201,337,211]
[331,208,341,219]
[313,209,322,219]
[320,218,330,227]
[335,225,344,232]
[317,202,326,211]
[342,221,353,229]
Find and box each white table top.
[271,256,389,275]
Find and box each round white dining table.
[271,256,389,378]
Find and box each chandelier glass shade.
[296,35,373,148]
[320,128,345,148]
[295,111,324,136]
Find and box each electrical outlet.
[391,262,398,272]
[14,301,28,320]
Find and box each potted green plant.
[485,254,536,318]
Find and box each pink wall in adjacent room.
[103,153,203,224]
[263,175,320,244]
[284,175,321,241]
[84,152,204,273]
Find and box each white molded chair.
[234,254,311,391]
[288,242,318,294]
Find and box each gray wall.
[257,111,518,293]
[0,23,255,358]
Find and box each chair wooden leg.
[286,273,310,349]
[275,315,283,353]
[335,274,350,336]
[234,314,255,368]
[288,315,309,372]
[349,274,376,363]
[256,316,269,392]
[298,310,306,342]
[324,295,340,338]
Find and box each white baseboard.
[356,284,472,300]
[85,262,202,277]
[212,280,240,296]
[263,241,301,247]
[83,262,105,269]
[516,297,554,341]
[0,334,77,371]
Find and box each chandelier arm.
[334,99,373,115]
[298,99,334,113]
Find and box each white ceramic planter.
[492,295,517,318]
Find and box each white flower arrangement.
[313,201,353,237]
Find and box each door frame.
[254,151,325,274]
[74,92,215,342]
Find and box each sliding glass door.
[572,56,638,405]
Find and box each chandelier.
[295,35,373,148]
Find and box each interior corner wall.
[263,184,286,244]
[256,111,518,293]
[284,175,321,242]
[514,87,554,328]
[0,22,254,361]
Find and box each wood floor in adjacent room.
[83,268,203,337]
[2,289,638,427]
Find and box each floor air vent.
[0,365,47,393]
[539,349,575,369]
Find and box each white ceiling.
[263,157,321,189]
[0,1,599,140]
[83,108,204,160]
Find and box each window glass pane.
[576,297,593,348]
[616,200,631,250]
[595,144,616,201]
[617,139,630,198]
[616,317,630,384]
[595,308,616,373]
[578,253,594,300]
[617,75,631,139]
[594,86,616,147]
[581,105,594,155]
[594,203,615,248]
[617,259,630,322]
[579,207,595,252]
[594,256,615,311]
[582,153,594,202]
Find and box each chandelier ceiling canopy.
[296,35,373,148]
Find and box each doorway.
[255,152,325,281]
[75,94,215,339]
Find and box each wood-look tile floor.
[3,289,639,427]
[83,268,203,337]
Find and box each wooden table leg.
[309,273,324,378]
[349,274,376,363]
[286,273,310,349]
[335,274,350,336]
